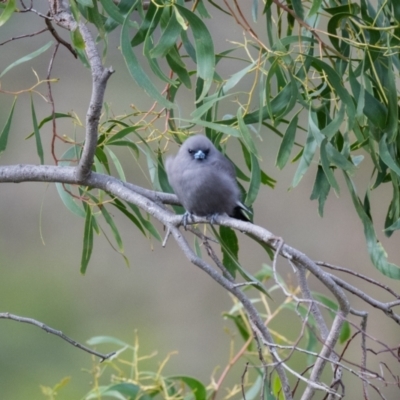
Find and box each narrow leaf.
[344,173,400,279]
[175,5,215,102]
[320,139,340,195]
[121,8,174,109]
[292,128,317,187]
[0,41,53,78]
[166,376,207,400]
[30,95,44,164]
[150,9,182,58]
[81,205,94,274]
[237,110,259,158]
[0,0,15,27]
[127,203,162,242]
[106,147,126,182]
[99,205,124,252]
[379,134,400,177]
[220,226,239,278]
[0,97,17,154]
[276,113,298,169]
[111,199,146,236]
[245,152,261,206]
[310,165,331,217]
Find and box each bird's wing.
[165,155,175,176]
[210,153,237,179]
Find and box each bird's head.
[181,135,214,161]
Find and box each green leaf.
[194,236,202,258]
[308,0,323,17]
[166,376,207,400]
[95,147,110,174]
[99,0,137,26]
[87,0,105,38]
[56,146,86,218]
[223,60,256,93]
[245,152,261,207]
[99,204,124,252]
[292,128,317,187]
[0,0,15,27]
[344,173,400,279]
[213,227,271,296]
[30,95,44,164]
[150,9,182,58]
[309,57,356,128]
[291,0,304,20]
[71,25,86,51]
[77,0,93,7]
[380,56,397,141]
[106,126,140,144]
[0,41,53,78]
[320,139,340,195]
[56,183,86,218]
[81,205,94,274]
[121,8,174,109]
[237,109,259,158]
[108,140,140,157]
[143,23,177,86]
[349,65,387,130]
[219,226,239,278]
[106,147,126,182]
[310,165,331,217]
[0,97,17,154]
[105,383,143,399]
[175,5,215,102]
[272,375,282,399]
[325,142,356,174]
[223,314,252,345]
[320,105,345,140]
[87,335,129,346]
[191,93,231,120]
[183,118,240,138]
[127,203,162,242]
[26,113,73,139]
[276,112,298,169]
[379,134,400,177]
[165,45,192,89]
[130,0,162,47]
[111,199,146,236]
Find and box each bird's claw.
[209,213,220,225]
[181,211,194,230]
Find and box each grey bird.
[165,135,251,226]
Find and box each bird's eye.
[204,149,210,155]
[188,149,194,154]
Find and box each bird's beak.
[193,150,206,160]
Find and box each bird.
[165,134,251,227]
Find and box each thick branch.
[76,21,114,181]
[48,1,114,180]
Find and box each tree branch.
[47,1,114,179]
[0,312,115,362]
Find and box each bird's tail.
[231,202,252,222]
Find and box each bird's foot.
[208,213,220,225]
[181,211,195,230]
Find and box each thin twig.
[0,28,49,46]
[318,261,400,300]
[0,312,115,362]
[45,16,77,58]
[241,362,249,400]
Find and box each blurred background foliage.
[1,0,400,398]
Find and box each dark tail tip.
[231,206,252,222]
